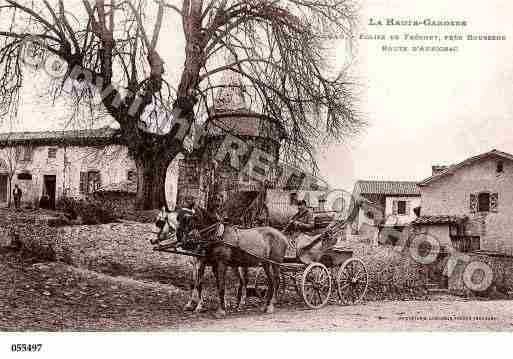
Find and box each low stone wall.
[88,192,136,217]
[448,252,513,295]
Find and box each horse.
[153,207,288,318]
[152,209,238,313]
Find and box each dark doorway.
[42,175,56,210]
[0,174,7,203]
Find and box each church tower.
[176,56,286,210]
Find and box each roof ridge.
[419,148,513,186]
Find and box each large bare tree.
[0,0,363,209]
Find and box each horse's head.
[152,207,178,245]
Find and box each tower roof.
[207,55,286,140]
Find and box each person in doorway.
[12,184,22,210]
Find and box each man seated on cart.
[284,199,315,257]
[290,199,314,232]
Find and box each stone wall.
[89,192,137,217]
[447,253,513,295]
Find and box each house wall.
[413,223,452,248]
[448,253,513,294]
[0,144,178,208]
[420,157,513,254]
[385,196,421,224]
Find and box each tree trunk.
[7,175,12,208]
[135,156,174,210]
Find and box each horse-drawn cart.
[154,214,368,310]
[252,243,368,309]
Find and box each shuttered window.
[48,147,57,159]
[127,170,137,182]
[397,201,406,215]
[87,171,101,193]
[470,193,477,213]
[393,200,409,215]
[79,172,87,194]
[17,147,32,162]
[490,193,499,212]
[471,192,499,213]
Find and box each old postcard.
[0,0,512,357]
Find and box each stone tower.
[176,58,286,210]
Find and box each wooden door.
[0,174,7,203]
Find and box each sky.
[318,0,513,190]
[2,0,513,193]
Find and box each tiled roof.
[419,149,513,186]
[354,180,420,196]
[206,111,287,140]
[0,128,119,146]
[412,215,466,225]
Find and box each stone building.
[414,149,513,255]
[0,128,177,209]
[176,68,287,213]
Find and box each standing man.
[12,184,22,210]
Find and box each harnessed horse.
[154,207,288,318]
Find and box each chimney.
[432,165,447,176]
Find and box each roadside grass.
[0,252,190,330]
[341,242,430,301]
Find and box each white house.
[352,180,421,233]
[0,128,178,209]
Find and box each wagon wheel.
[337,258,368,305]
[301,262,332,309]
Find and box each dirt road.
[172,299,513,331]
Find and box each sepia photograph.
[0,0,512,356]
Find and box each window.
[17,172,32,180]
[17,147,32,162]
[397,200,407,215]
[318,198,327,211]
[80,170,101,194]
[477,192,490,212]
[497,161,504,173]
[48,147,57,159]
[289,192,298,205]
[127,170,137,182]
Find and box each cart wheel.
[301,262,332,309]
[337,258,368,305]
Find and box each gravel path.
[171,299,513,331]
